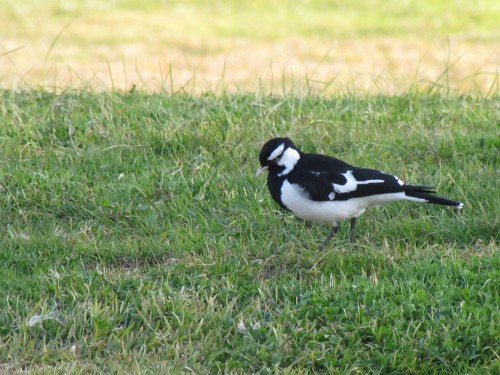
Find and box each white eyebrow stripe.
[267,143,285,161]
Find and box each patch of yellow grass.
[1,2,499,94]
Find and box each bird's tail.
[404,186,464,209]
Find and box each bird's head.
[255,137,301,177]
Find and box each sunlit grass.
[1,0,499,93]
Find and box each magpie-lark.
[255,137,464,248]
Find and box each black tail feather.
[405,186,464,208]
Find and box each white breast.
[280,180,410,225]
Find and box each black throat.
[267,172,289,210]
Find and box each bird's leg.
[319,224,339,250]
[348,217,357,243]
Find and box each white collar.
[277,148,300,176]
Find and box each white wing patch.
[332,170,384,193]
[267,143,285,161]
[395,176,404,186]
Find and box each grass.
[1,0,500,93]
[1,1,498,372]
[0,88,498,373]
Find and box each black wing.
[286,154,353,201]
[288,154,430,202]
[345,168,408,198]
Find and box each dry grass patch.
[1,0,499,93]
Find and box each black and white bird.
[255,137,464,248]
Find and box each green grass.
[0,89,499,373]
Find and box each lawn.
[0,89,498,373]
[0,0,499,373]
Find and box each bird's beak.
[254,165,268,177]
